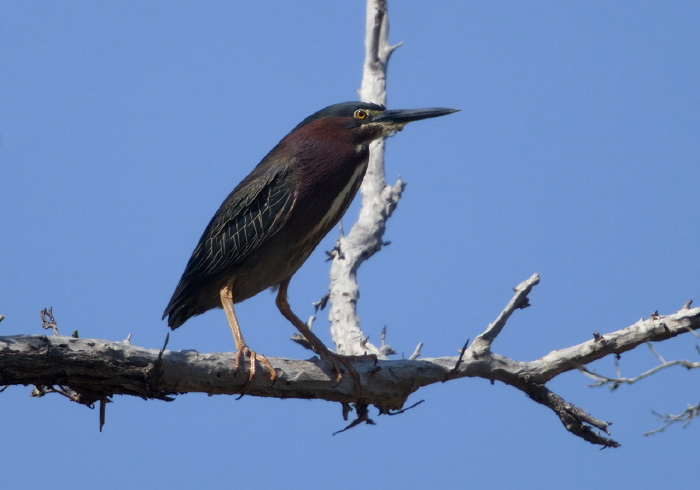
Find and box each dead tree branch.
[645,403,700,436]
[3,276,699,447]
[580,348,700,390]
[327,0,402,358]
[579,319,700,435]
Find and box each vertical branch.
[327,0,402,357]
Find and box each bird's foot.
[319,351,377,396]
[234,346,277,388]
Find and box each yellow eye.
[354,109,368,120]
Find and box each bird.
[163,101,458,391]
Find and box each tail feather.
[163,277,222,329]
[163,280,196,330]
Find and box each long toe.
[233,347,276,387]
[255,352,277,382]
[322,352,367,395]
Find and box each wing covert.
[182,168,295,279]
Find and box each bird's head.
[293,101,459,145]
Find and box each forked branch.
[3,276,699,447]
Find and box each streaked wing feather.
[182,168,295,279]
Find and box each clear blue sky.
[2,2,698,488]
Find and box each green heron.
[163,101,458,390]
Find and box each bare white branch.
[581,358,700,389]
[328,0,401,357]
[471,273,540,354]
[645,403,700,436]
[409,341,423,361]
[3,280,699,447]
[578,336,700,434]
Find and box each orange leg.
[275,278,375,395]
[220,284,276,385]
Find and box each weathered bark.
[327,0,402,358]
[2,275,698,447]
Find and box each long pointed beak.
[372,107,460,124]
